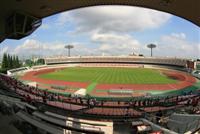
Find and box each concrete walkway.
[0,114,22,134]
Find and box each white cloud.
[171,33,186,39]
[56,12,72,26]
[7,32,200,59]
[14,39,66,58]
[57,6,171,34]
[92,33,141,55]
[14,33,141,57]
[90,32,200,58]
[72,43,100,56]
[15,39,40,52]
[12,39,99,58]
[40,24,50,30]
[0,46,9,61]
[51,6,198,58]
[1,6,199,60]
[155,33,200,58]
[0,46,9,54]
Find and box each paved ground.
[113,122,133,134]
[0,114,21,134]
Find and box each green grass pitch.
[38,67,177,84]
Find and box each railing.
[0,74,200,117]
[7,67,30,76]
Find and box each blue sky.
[0,6,199,59]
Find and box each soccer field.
[38,67,177,84]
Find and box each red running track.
[20,67,197,97]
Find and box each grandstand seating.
[32,111,105,133]
[0,73,200,119]
[0,72,200,133]
[45,56,187,67]
[16,111,64,134]
[7,67,30,76]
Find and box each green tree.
[2,53,8,69]
[0,53,22,74]
[10,55,13,69]
[25,59,33,67]
[12,55,16,68]
[1,53,21,70]
[36,58,45,65]
[7,54,11,69]
[16,56,20,68]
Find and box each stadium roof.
[0,0,199,42]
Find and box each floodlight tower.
[65,45,74,57]
[147,44,156,57]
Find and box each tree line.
[25,58,45,67]
[1,53,21,70]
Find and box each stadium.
[18,56,199,98]
[0,1,200,134]
[1,56,200,133]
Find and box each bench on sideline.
[108,89,133,94]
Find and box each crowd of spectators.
[0,74,200,115]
